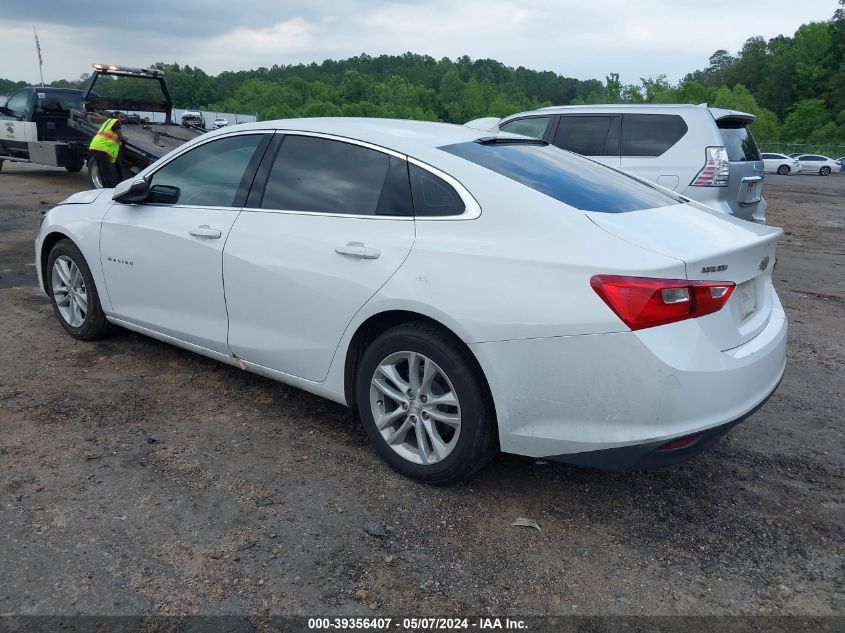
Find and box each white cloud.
[0,0,838,86]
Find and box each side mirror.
[112,178,150,203]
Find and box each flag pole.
[34,27,44,87]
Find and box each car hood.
[58,189,109,205]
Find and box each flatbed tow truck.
[0,64,203,188]
[69,64,204,187]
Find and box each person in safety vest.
[87,111,126,187]
[89,111,126,162]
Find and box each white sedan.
[35,119,787,483]
[795,154,842,175]
[761,152,801,175]
[212,117,230,129]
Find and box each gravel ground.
[0,163,842,618]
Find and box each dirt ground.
[0,162,842,618]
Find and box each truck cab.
[0,86,88,171]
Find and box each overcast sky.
[0,1,838,85]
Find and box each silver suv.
[489,104,767,223]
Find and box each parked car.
[117,111,142,125]
[180,111,205,129]
[212,117,230,129]
[794,154,842,175]
[35,119,787,483]
[488,104,767,223]
[761,152,801,175]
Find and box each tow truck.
[0,86,88,173]
[68,64,204,187]
[0,64,204,188]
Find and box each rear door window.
[553,116,614,156]
[499,117,551,139]
[440,141,682,213]
[261,135,413,216]
[621,114,688,157]
[35,91,81,114]
[717,121,761,162]
[409,164,465,216]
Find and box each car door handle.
[335,242,381,259]
[189,225,222,239]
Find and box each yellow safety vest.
[89,118,120,163]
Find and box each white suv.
[486,104,767,223]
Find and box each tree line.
[2,1,842,145]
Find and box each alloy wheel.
[369,351,462,465]
[90,161,104,188]
[52,255,88,327]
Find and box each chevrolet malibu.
[35,118,787,484]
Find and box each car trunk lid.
[586,203,781,350]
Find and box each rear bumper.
[543,376,780,470]
[680,189,767,224]
[471,291,787,463]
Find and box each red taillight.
[590,275,735,331]
[691,146,730,187]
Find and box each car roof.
[501,103,755,124]
[207,117,494,159]
[21,86,83,94]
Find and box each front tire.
[355,323,498,484]
[777,165,790,175]
[820,166,831,176]
[47,239,111,340]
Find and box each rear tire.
[820,166,831,176]
[47,239,111,341]
[776,165,790,175]
[0,159,4,173]
[65,153,84,173]
[355,322,498,484]
[87,152,119,189]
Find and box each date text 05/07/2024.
[306,617,529,630]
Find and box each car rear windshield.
[439,141,682,213]
[717,121,761,162]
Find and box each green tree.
[781,99,834,140]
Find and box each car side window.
[500,117,551,139]
[622,114,688,157]
[5,90,30,117]
[148,134,264,207]
[409,164,465,217]
[261,135,413,216]
[553,116,614,156]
